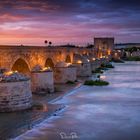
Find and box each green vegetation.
[84,80,109,86]
[92,63,114,74]
[124,56,140,61]
[101,63,114,68]
[92,68,104,74]
[124,47,139,53]
[32,103,44,110]
[66,80,75,84]
[111,58,124,63]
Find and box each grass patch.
[92,68,104,74]
[84,80,109,86]
[66,80,75,84]
[92,63,114,74]
[101,63,114,68]
[124,56,140,61]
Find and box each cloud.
[0,0,139,45]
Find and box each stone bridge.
[0,38,114,112]
[0,45,94,74]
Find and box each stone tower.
[94,37,114,59]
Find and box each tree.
[44,40,48,46]
[49,41,52,46]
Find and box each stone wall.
[31,71,54,93]
[0,80,32,112]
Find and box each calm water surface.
[10,62,140,139]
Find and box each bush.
[92,68,104,74]
[124,56,140,61]
[66,81,75,84]
[92,63,114,74]
[84,80,109,86]
[32,103,44,110]
[101,63,114,68]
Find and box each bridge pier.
[0,73,32,112]
[54,62,77,84]
[31,70,54,94]
[90,60,101,71]
[73,54,92,77]
[74,62,92,77]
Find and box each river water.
[11,62,140,140]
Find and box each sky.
[0,0,139,46]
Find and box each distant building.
[94,37,114,59]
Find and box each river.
[12,61,140,140]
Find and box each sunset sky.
[0,0,139,46]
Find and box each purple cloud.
[0,0,139,45]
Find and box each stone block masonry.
[74,62,92,77]
[54,66,77,84]
[0,80,32,112]
[90,60,101,71]
[31,71,54,93]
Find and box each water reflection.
[0,102,63,140]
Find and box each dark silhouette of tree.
[61,44,76,48]
[125,46,138,53]
[86,44,94,48]
[49,41,52,46]
[44,40,48,46]
[132,46,138,52]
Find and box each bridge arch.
[65,55,71,63]
[45,58,54,68]
[11,58,30,75]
